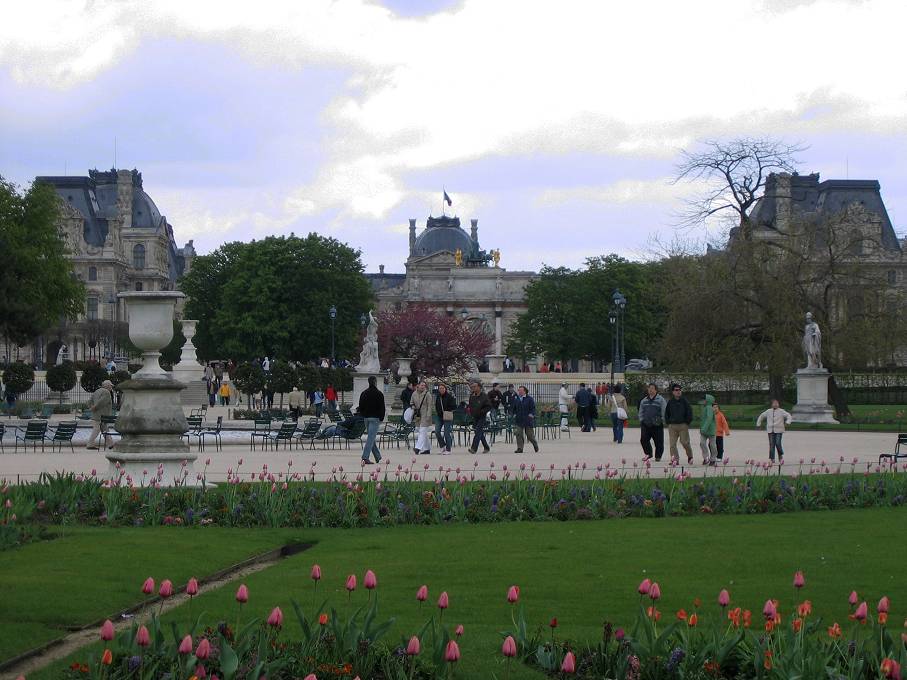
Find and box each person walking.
[410,380,433,455]
[638,383,666,462]
[574,383,592,432]
[313,387,325,417]
[207,378,218,407]
[218,381,231,406]
[699,394,717,465]
[434,383,456,454]
[358,376,385,464]
[608,384,629,444]
[512,385,539,453]
[325,384,338,412]
[714,402,730,460]
[288,387,303,420]
[664,383,694,464]
[487,383,503,416]
[467,381,492,454]
[557,382,571,431]
[85,379,114,450]
[502,384,517,415]
[400,380,414,409]
[756,399,792,463]
[587,385,598,431]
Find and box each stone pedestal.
[791,368,838,424]
[485,354,506,375]
[171,319,206,405]
[351,371,387,413]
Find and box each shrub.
[46,361,77,402]
[110,370,132,386]
[80,363,109,393]
[2,362,35,397]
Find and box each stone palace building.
[21,168,195,367]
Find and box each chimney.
[379,264,385,274]
[470,218,478,243]
[409,218,417,255]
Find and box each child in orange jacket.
[713,403,730,460]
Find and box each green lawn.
[15,507,907,679]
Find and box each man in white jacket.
[756,399,792,463]
[558,382,571,431]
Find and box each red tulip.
[762,599,777,620]
[318,613,328,626]
[849,590,858,606]
[793,571,805,589]
[649,582,661,601]
[637,578,651,595]
[136,625,150,647]
[406,635,421,656]
[854,601,868,622]
[100,619,114,641]
[502,635,517,657]
[195,638,210,660]
[141,577,155,595]
[186,578,199,597]
[444,639,460,662]
[159,579,173,598]
[718,589,730,608]
[455,624,464,637]
[179,635,193,655]
[267,606,283,627]
[346,574,357,592]
[235,584,249,603]
[507,585,519,604]
[416,585,428,602]
[878,596,891,613]
[101,649,113,665]
[561,651,576,673]
[549,617,558,628]
[310,564,322,581]
[438,591,449,609]
[364,570,377,590]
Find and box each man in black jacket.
[575,383,592,431]
[664,382,693,464]
[467,381,492,453]
[358,376,385,464]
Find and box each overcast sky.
[3,0,907,273]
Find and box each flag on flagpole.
[443,190,452,206]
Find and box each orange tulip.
[743,609,752,628]
[879,613,889,625]
[101,649,113,665]
[828,622,842,638]
[792,618,803,633]
[797,600,812,618]
[765,620,774,633]
[676,609,687,621]
[763,650,773,670]
[688,613,698,627]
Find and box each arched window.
[87,297,99,320]
[133,244,146,269]
[88,266,97,281]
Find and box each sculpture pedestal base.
[351,371,388,413]
[791,368,838,424]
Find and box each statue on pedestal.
[356,309,381,373]
[802,312,822,369]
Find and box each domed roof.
[131,189,163,228]
[412,215,475,258]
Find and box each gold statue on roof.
[454,248,463,266]
[492,248,501,266]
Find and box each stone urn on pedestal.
[171,319,206,404]
[485,354,506,377]
[106,292,196,485]
[392,357,415,411]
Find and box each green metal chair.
[47,422,78,453]
[266,421,298,450]
[15,421,48,452]
[250,418,272,450]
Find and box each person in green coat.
[699,394,717,465]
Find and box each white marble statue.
[56,344,68,366]
[803,312,822,369]
[356,309,381,373]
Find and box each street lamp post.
[329,305,337,364]
[609,310,617,386]
[611,290,627,375]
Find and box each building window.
[888,270,897,285]
[133,244,146,269]
[88,266,97,281]
[135,282,143,291]
[87,297,98,320]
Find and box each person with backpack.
[638,383,667,462]
[608,384,629,444]
[699,394,717,465]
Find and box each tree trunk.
[768,372,785,401]
[827,372,851,418]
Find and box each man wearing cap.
[86,380,115,450]
[664,382,694,464]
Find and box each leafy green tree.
[267,360,297,408]
[0,177,85,345]
[179,234,373,362]
[2,362,34,399]
[80,364,108,393]
[233,362,266,407]
[46,361,77,404]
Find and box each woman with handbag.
[410,381,434,455]
[609,384,629,444]
[434,383,456,454]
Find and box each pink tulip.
[406,635,421,656]
[311,564,322,581]
[637,578,651,595]
[195,638,210,660]
[849,590,859,606]
[854,601,868,621]
[136,625,150,647]
[364,570,377,590]
[141,577,155,595]
[416,585,428,602]
[763,599,777,620]
[502,635,517,657]
[304,676,317,680]
[186,577,199,596]
[718,589,730,608]
[179,635,193,655]
[561,651,576,673]
[267,606,283,627]
[878,596,890,613]
[507,585,519,604]
[649,582,661,601]
[793,571,805,589]
[100,619,114,641]
[455,624,464,637]
[159,579,173,598]
[438,591,449,609]
[444,640,460,662]
[346,574,357,592]
[235,584,249,603]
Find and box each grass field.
[10,506,907,679]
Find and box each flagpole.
[442,186,446,216]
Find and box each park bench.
[47,422,78,453]
[879,433,907,466]
[15,421,48,452]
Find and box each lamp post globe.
[329,305,338,363]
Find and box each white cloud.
[536,178,699,208]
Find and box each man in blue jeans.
[357,376,385,464]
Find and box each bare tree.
[673,137,806,232]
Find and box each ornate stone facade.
[25,168,195,366]
[366,215,536,359]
